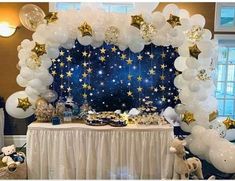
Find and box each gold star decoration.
[126,58,133,65]
[60,62,65,67]
[60,85,64,89]
[159,85,166,91]
[60,74,64,79]
[100,47,106,54]
[182,112,196,124]
[189,44,201,59]
[78,22,92,37]
[44,12,58,24]
[137,75,142,82]
[111,46,117,52]
[100,56,106,62]
[87,68,92,73]
[31,42,46,57]
[82,51,88,57]
[131,14,144,29]
[128,74,132,80]
[161,52,166,59]
[161,64,167,69]
[51,59,56,63]
[87,85,92,90]
[83,62,88,67]
[149,54,154,59]
[51,70,57,76]
[160,75,165,80]
[174,96,179,101]
[127,90,133,97]
[167,14,181,28]
[209,110,218,122]
[137,55,143,60]
[223,117,235,129]
[137,86,143,92]
[66,56,72,62]
[17,97,32,111]
[82,72,88,78]
[82,93,88,98]
[67,87,72,92]
[59,50,64,56]
[161,96,166,102]
[82,83,88,89]
[149,68,155,75]
[66,71,72,77]
[121,54,127,60]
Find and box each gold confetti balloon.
[187,25,204,42]
[78,22,92,37]
[131,14,144,29]
[44,12,58,24]
[140,22,157,43]
[26,53,41,70]
[105,26,120,45]
[17,97,32,111]
[197,69,211,81]
[31,42,46,57]
[167,14,181,28]
[35,97,48,108]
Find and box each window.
[215,3,235,32]
[215,35,235,118]
[49,2,134,13]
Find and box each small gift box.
[51,116,61,125]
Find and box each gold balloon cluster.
[105,26,120,45]
[167,14,181,28]
[189,44,201,59]
[209,110,218,122]
[131,14,145,29]
[31,42,46,57]
[223,117,235,130]
[26,53,42,70]
[187,25,204,42]
[44,12,58,24]
[78,22,93,37]
[182,111,195,124]
[197,69,211,81]
[17,97,32,111]
[140,22,157,43]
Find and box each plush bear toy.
[1,145,25,169]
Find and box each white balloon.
[209,120,226,138]
[129,40,145,53]
[5,91,35,119]
[179,9,190,19]
[20,67,35,80]
[174,74,187,89]
[162,4,179,18]
[79,36,93,46]
[152,11,166,28]
[188,79,201,92]
[185,57,200,69]
[16,74,28,87]
[202,29,212,40]
[28,79,43,90]
[182,69,196,81]
[25,86,40,99]
[190,14,206,27]
[174,104,186,114]
[174,57,187,71]
[46,47,60,59]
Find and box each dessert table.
[26,122,175,179]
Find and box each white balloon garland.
[6,3,235,173]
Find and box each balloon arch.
[5,3,235,173]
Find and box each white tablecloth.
[26,123,175,179]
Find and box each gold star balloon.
[182,112,195,124]
[131,14,144,29]
[78,22,92,37]
[31,42,46,57]
[17,97,32,111]
[189,44,201,59]
[223,117,235,129]
[44,12,58,24]
[167,14,181,28]
[209,110,218,122]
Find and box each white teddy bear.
[1,145,25,171]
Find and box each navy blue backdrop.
[49,40,180,112]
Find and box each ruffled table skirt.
[26,123,174,179]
